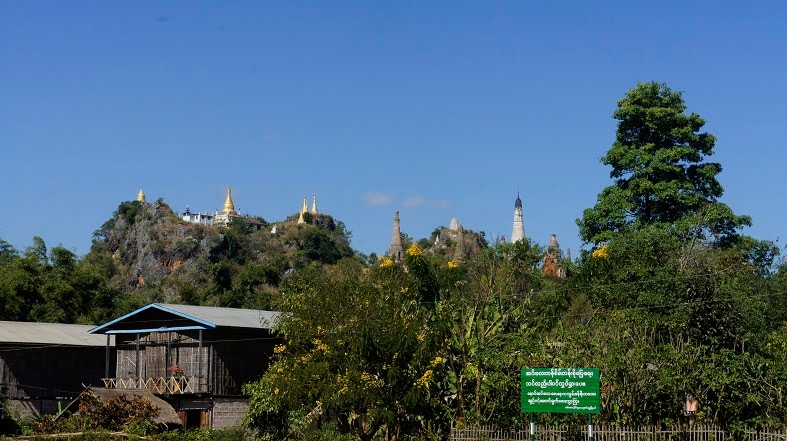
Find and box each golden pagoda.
[137,189,146,203]
[297,197,308,224]
[311,194,319,215]
[214,186,239,226]
[222,186,236,213]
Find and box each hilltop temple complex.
[385,193,570,277]
[138,187,568,276]
[135,187,319,231]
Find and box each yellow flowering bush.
[379,257,394,268]
[430,356,444,368]
[447,260,459,269]
[415,369,433,387]
[313,338,330,354]
[406,243,423,256]
[592,244,609,259]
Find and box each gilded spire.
[222,186,236,213]
[137,189,146,203]
[311,194,318,215]
[298,197,307,224]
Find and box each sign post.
[589,414,594,441]
[521,368,601,440]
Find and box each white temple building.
[182,207,215,226]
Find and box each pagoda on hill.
[214,187,239,226]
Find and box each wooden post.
[105,334,110,379]
[135,333,140,379]
[197,329,203,392]
[166,331,171,380]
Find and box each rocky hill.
[88,200,355,309]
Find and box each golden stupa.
[297,197,308,224]
[222,187,236,213]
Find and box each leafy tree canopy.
[578,82,751,245]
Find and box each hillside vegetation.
[0,200,355,323]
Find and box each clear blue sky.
[2,1,786,258]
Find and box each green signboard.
[521,368,600,414]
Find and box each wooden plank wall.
[115,328,279,396]
[116,331,209,388]
[0,345,113,398]
[210,328,277,396]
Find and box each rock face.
[93,200,223,288]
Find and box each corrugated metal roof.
[155,303,280,329]
[0,321,112,347]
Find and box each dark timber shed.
[0,321,115,417]
[88,303,281,429]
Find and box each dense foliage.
[243,82,786,439]
[244,241,550,440]
[34,392,160,436]
[0,236,118,324]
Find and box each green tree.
[578,82,750,245]
[564,225,778,426]
[443,240,547,428]
[0,239,17,263]
[245,255,451,440]
[0,240,45,321]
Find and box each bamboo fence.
[451,424,787,441]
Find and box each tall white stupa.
[511,193,525,243]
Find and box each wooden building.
[89,303,281,429]
[0,321,115,417]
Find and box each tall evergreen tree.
[578,82,750,245]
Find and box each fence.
[451,425,787,441]
[101,376,200,394]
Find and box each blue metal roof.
[89,303,280,334]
